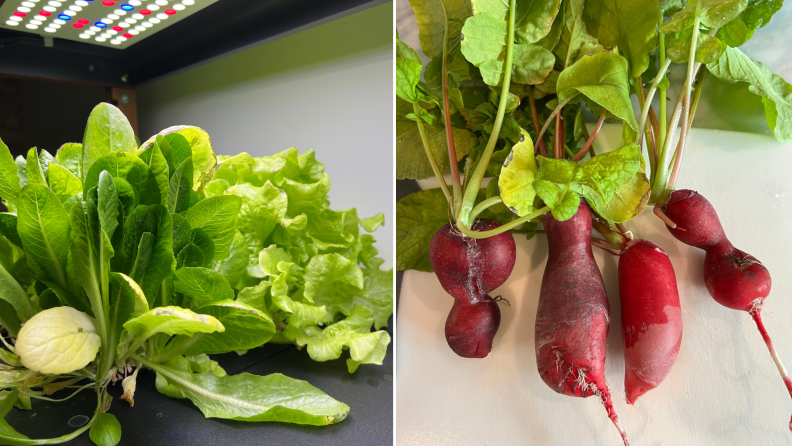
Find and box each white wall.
[137,3,394,268]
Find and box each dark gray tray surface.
[6,332,393,446]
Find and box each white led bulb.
[155,0,167,5]
[68,5,81,11]
[129,29,139,35]
[63,9,75,16]
[183,0,194,4]
[53,18,65,24]
[148,17,160,23]
[17,7,31,12]
[43,6,55,11]
[129,0,142,5]
[21,2,35,8]
[75,0,89,6]
[25,23,37,28]
[6,20,19,26]
[147,5,160,11]
[156,12,167,19]
[48,1,62,6]
[173,4,185,10]
[108,14,119,19]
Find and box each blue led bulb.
[58,14,71,20]
[121,4,134,10]
[95,22,107,28]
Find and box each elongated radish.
[619,239,683,404]
[662,189,791,431]
[536,202,629,445]
[430,218,516,358]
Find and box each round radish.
[429,218,515,358]
[663,189,792,431]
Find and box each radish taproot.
[429,218,516,358]
[618,239,683,404]
[662,189,792,431]
[536,202,629,444]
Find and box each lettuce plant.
[0,103,391,445]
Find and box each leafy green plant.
[0,103,391,444]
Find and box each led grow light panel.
[0,0,218,49]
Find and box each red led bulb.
[113,26,123,31]
[140,9,151,15]
[13,11,26,17]
[39,11,51,17]
[164,9,176,15]
[78,19,89,24]
[122,33,132,38]
[102,0,114,5]
[72,23,84,28]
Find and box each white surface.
[396,125,792,445]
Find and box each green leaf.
[537,0,565,51]
[108,272,136,351]
[354,266,394,330]
[189,228,215,268]
[122,205,175,306]
[54,142,83,179]
[396,120,477,180]
[258,246,293,276]
[668,33,725,64]
[141,127,216,193]
[585,155,650,223]
[409,0,471,58]
[97,171,120,241]
[707,46,792,142]
[557,52,639,131]
[740,0,782,33]
[69,198,111,318]
[152,357,349,425]
[185,196,242,261]
[582,0,660,78]
[138,138,170,206]
[396,39,424,104]
[212,231,248,288]
[283,306,390,368]
[81,103,137,181]
[717,18,748,47]
[177,244,205,269]
[396,188,448,272]
[16,186,71,288]
[0,263,34,320]
[46,163,83,200]
[0,139,21,205]
[84,153,162,206]
[16,307,100,374]
[498,129,538,216]
[460,8,554,86]
[123,306,224,345]
[553,0,598,67]
[661,0,748,32]
[179,300,275,355]
[534,144,642,220]
[515,0,563,44]
[172,213,193,255]
[173,267,234,307]
[24,149,47,188]
[0,299,21,339]
[116,273,149,318]
[0,215,23,251]
[304,254,364,317]
[89,413,121,446]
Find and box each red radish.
[536,202,629,445]
[618,239,683,404]
[429,218,516,358]
[662,189,792,431]
[445,298,501,358]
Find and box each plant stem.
[591,219,628,247]
[534,98,572,152]
[637,59,672,149]
[457,0,517,228]
[634,77,656,152]
[750,310,792,433]
[658,27,668,153]
[413,103,454,208]
[554,112,562,159]
[653,205,677,228]
[458,206,551,239]
[469,196,503,221]
[528,89,547,156]
[666,10,701,196]
[573,110,606,163]
[667,68,706,191]
[441,25,462,219]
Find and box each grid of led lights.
[0,0,217,48]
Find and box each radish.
[662,189,792,431]
[536,202,629,445]
[618,239,682,404]
[429,218,516,358]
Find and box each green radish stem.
[668,69,706,191]
[637,59,672,148]
[470,196,503,221]
[555,111,563,159]
[458,206,551,239]
[658,27,668,153]
[413,103,454,207]
[572,110,606,163]
[458,0,517,228]
[441,23,462,219]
